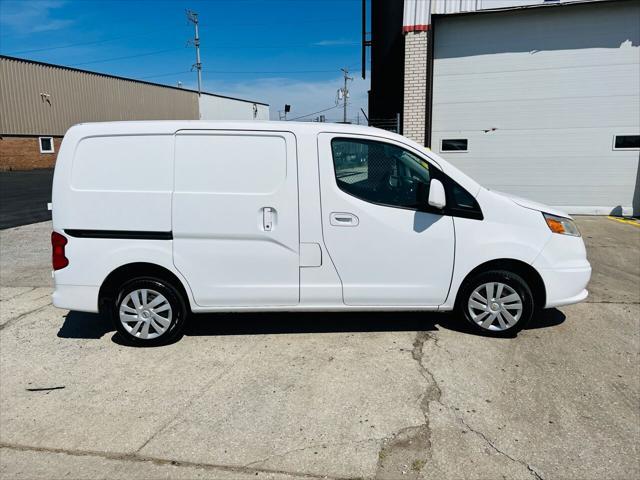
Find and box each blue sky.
[0,0,370,121]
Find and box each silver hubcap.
[468,282,523,331]
[119,289,172,340]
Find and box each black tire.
[111,277,187,346]
[456,270,534,336]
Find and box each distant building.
[0,55,269,170]
[368,0,639,215]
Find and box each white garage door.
[431,0,640,215]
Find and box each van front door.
[318,134,454,306]
[172,130,299,307]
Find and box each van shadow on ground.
[58,308,566,345]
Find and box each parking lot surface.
[0,169,54,230]
[0,217,638,479]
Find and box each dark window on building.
[614,135,640,150]
[331,138,431,210]
[39,137,54,153]
[441,139,468,152]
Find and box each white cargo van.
[51,121,591,345]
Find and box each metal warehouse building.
[0,55,269,171]
[368,0,639,215]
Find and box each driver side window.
[331,138,431,210]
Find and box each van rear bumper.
[52,284,100,313]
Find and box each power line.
[15,39,358,69]
[202,0,360,2]
[288,104,343,121]
[205,68,354,74]
[200,19,347,28]
[2,25,357,56]
[215,42,359,49]
[139,66,359,80]
[3,35,145,55]
[3,41,358,57]
[139,70,192,80]
[69,48,182,67]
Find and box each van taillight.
[51,232,69,270]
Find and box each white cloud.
[205,74,370,123]
[0,0,73,34]
[312,39,359,47]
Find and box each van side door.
[172,130,299,307]
[317,133,455,306]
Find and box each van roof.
[66,120,397,138]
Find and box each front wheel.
[111,277,187,346]
[456,270,534,336]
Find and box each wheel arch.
[99,262,192,313]
[455,258,546,308]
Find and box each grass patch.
[412,459,426,471]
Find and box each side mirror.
[428,179,447,209]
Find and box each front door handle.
[330,212,359,227]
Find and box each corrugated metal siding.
[431,0,640,215]
[431,0,480,15]
[429,0,606,16]
[198,95,270,120]
[405,1,608,29]
[0,57,199,136]
[404,0,432,28]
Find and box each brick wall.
[403,31,428,145]
[0,136,62,171]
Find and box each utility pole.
[186,10,202,96]
[340,67,353,123]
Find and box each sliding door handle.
[263,207,274,231]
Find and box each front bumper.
[532,230,592,309]
[537,265,591,308]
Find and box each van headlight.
[543,213,580,236]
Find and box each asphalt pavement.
[0,217,638,479]
[0,169,54,230]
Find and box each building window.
[441,139,468,152]
[613,135,640,150]
[39,137,55,153]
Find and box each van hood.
[492,190,571,218]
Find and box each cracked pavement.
[1,217,638,479]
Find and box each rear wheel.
[457,270,534,336]
[111,277,187,346]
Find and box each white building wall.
[431,0,640,215]
[430,0,606,15]
[198,94,269,121]
[404,1,608,28]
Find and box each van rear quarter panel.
[53,132,173,231]
[52,127,187,309]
